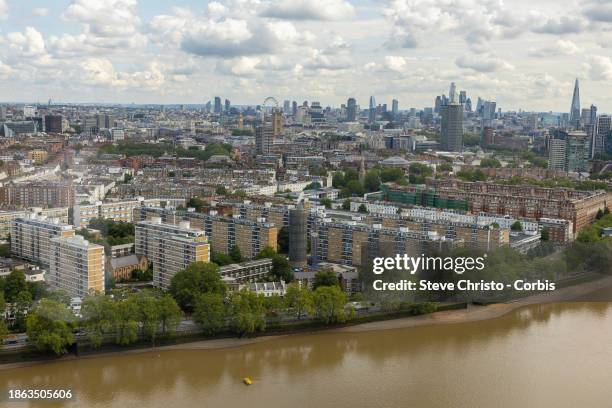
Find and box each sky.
[0,0,611,112]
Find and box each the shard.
[570,78,581,129]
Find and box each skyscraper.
[256,125,274,154]
[440,82,463,152]
[224,99,231,113]
[570,78,581,129]
[347,97,357,121]
[214,96,222,114]
[283,100,290,113]
[292,101,298,117]
[596,115,611,157]
[392,99,399,119]
[368,96,376,123]
[459,90,467,105]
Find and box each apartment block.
[383,181,611,234]
[10,217,75,265]
[134,207,278,260]
[0,182,75,208]
[49,235,105,297]
[219,258,273,283]
[135,218,210,289]
[73,197,186,227]
[311,218,461,267]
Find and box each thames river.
[2,302,612,408]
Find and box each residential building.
[135,218,210,289]
[49,235,105,297]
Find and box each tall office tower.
[135,218,210,290]
[459,90,467,105]
[596,115,611,156]
[347,97,357,121]
[44,114,63,133]
[256,125,274,154]
[288,205,307,268]
[440,82,463,151]
[0,105,6,120]
[588,104,599,157]
[392,99,399,119]
[283,100,290,113]
[569,78,581,129]
[11,217,75,265]
[481,100,497,127]
[434,96,443,113]
[49,235,105,297]
[214,96,222,114]
[368,96,376,123]
[476,97,483,114]
[205,101,211,112]
[292,101,298,117]
[96,113,114,129]
[271,107,283,136]
[224,99,231,113]
[465,98,472,112]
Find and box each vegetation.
[313,269,340,289]
[510,221,523,232]
[457,168,487,182]
[169,262,226,312]
[408,163,433,184]
[26,299,76,355]
[479,158,502,168]
[312,285,351,324]
[85,218,135,247]
[100,142,232,162]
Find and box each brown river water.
[1,302,612,408]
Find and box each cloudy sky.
[0,0,611,112]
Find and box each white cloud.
[0,0,7,20]
[455,54,514,72]
[528,40,581,57]
[32,8,49,17]
[260,0,355,21]
[585,55,612,80]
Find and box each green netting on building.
[381,184,468,211]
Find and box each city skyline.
[0,1,611,111]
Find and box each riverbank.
[2,275,612,370]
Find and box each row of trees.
[25,290,182,355]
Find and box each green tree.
[437,163,453,172]
[342,199,351,211]
[26,299,75,355]
[0,292,7,342]
[304,181,322,190]
[113,297,139,345]
[81,294,116,348]
[364,170,381,192]
[11,290,32,331]
[256,246,277,259]
[540,228,550,242]
[192,293,226,336]
[320,198,332,209]
[510,221,523,231]
[229,290,266,336]
[215,185,228,195]
[211,250,234,266]
[169,262,226,311]
[187,197,208,212]
[271,255,293,282]
[284,283,314,319]
[313,269,340,289]
[229,245,243,263]
[357,204,368,213]
[157,294,181,336]
[4,270,28,303]
[480,158,502,168]
[332,172,346,188]
[135,291,161,345]
[313,285,349,324]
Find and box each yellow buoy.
[243,377,253,385]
